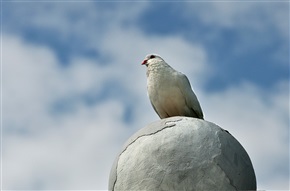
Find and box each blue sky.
[1,1,289,190]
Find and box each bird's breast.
[148,80,187,117]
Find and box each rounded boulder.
[109,116,256,190]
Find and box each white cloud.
[184,1,289,66]
[184,2,288,36]
[3,100,130,190]
[3,35,59,131]
[3,1,149,50]
[2,34,133,189]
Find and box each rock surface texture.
[109,117,256,191]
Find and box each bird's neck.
[146,61,171,77]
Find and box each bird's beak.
[141,59,147,65]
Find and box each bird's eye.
[149,55,155,59]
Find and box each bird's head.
[141,54,164,67]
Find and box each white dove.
[142,54,204,119]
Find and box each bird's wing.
[176,72,204,119]
[149,99,163,118]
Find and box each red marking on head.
[141,59,147,65]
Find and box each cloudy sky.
[1,1,289,190]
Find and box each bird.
[141,54,204,119]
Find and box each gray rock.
[109,117,256,191]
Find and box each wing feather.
[176,72,204,119]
